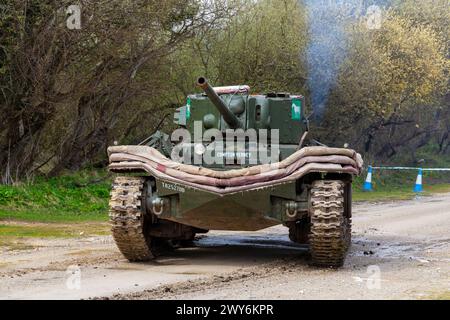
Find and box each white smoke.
[304,0,388,122]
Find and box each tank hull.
[153,178,302,231]
[135,170,352,232]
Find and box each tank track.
[309,180,351,268]
[109,176,154,261]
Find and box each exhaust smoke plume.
[304,0,386,122]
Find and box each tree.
[320,9,448,163]
[0,0,204,181]
[169,0,308,97]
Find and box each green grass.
[0,170,111,222]
[0,224,72,238]
[0,222,111,250]
[421,290,450,300]
[353,183,450,202]
[431,291,450,300]
[353,168,450,202]
[0,223,110,238]
[354,143,450,201]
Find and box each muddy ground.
[0,193,449,300]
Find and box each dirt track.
[1,193,449,300]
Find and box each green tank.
[107,77,362,268]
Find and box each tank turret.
[171,77,308,164]
[196,77,243,129]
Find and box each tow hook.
[285,201,300,219]
[151,197,165,216]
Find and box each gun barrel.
[197,77,242,129]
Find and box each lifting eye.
[255,105,261,121]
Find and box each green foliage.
[0,0,202,180]
[394,0,450,49]
[339,12,446,120]
[169,0,308,98]
[320,4,449,160]
[0,171,111,222]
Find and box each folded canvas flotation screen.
[108,145,363,195]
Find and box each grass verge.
[0,222,110,238]
[0,221,111,250]
[352,168,450,202]
[0,170,110,223]
[353,183,450,202]
[422,291,450,300]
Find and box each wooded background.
[1,0,449,183]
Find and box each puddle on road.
[170,271,205,275]
[193,233,447,261]
[106,265,145,271]
[351,236,450,262]
[423,199,445,204]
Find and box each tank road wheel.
[109,176,162,262]
[309,180,351,268]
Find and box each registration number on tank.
[161,182,185,193]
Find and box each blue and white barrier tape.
[363,165,450,192]
[371,166,450,171]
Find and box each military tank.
[107,77,363,268]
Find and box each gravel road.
[1,193,449,300]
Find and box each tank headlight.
[203,114,216,129]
